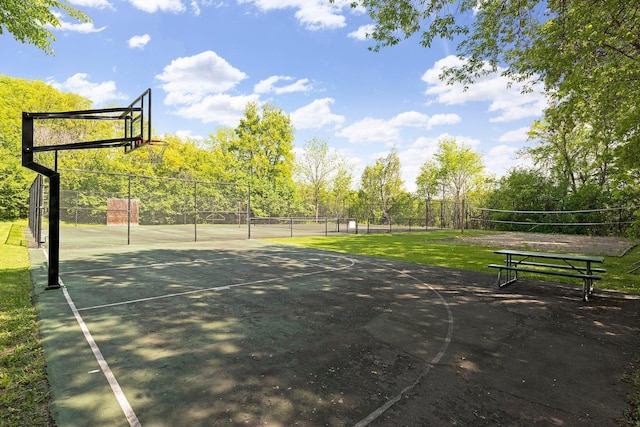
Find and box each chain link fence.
[248,216,359,238]
[30,170,250,248]
[353,199,466,234]
[27,171,480,248]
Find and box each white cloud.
[254,76,312,95]
[192,0,224,14]
[51,12,106,33]
[485,144,531,177]
[337,117,400,145]
[156,51,248,105]
[238,0,352,30]
[191,1,201,15]
[390,111,429,127]
[175,129,204,141]
[58,21,107,33]
[422,55,547,123]
[348,24,375,41]
[68,0,114,8]
[338,111,456,145]
[156,50,263,127]
[290,98,345,129]
[253,76,279,94]
[48,73,127,105]
[498,126,530,143]
[427,113,462,129]
[126,0,186,13]
[128,34,151,49]
[174,93,261,126]
[398,136,441,191]
[123,0,220,14]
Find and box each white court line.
[63,257,237,275]
[353,262,454,427]
[77,255,356,311]
[42,250,141,427]
[64,250,342,276]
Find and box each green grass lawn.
[0,220,50,427]
[268,229,640,295]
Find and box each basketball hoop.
[142,139,168,165]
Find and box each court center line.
[76,256,356,311]
[42,249,141,427]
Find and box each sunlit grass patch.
[267,229,640,295]
[0,220,50,427]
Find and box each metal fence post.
[194,180,198,242]
[247,184,251,239]
[127,175,132,245]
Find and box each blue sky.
[1,0,546,191]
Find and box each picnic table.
[489,249,605,301]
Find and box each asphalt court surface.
[30,239,640,426]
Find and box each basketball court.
[29,237,640,427]
[22,88,640,426]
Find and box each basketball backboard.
[123,88,152,153]
[22,88,152,154]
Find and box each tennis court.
[29,236,640,426]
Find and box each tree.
[341,1,640,179]
[427,138,485,232]
[329,163,353,218]
[416,160,441,228]
[233,103,295,217]
[527,119,617,196]
[359,150,404,221]
[295,138,346,220]
[489,168,563,213]
[0,76,94,220]
[0,1,90,54]
[483,167,625,235]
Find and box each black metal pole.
[247,183,251,239]
[46,172,61,289]
[37,176,44,246]
[127,175,131,245]
[23,113,59,289]
[194,181,198,242]
[425,198,429,231]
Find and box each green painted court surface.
[30,237,640,426]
